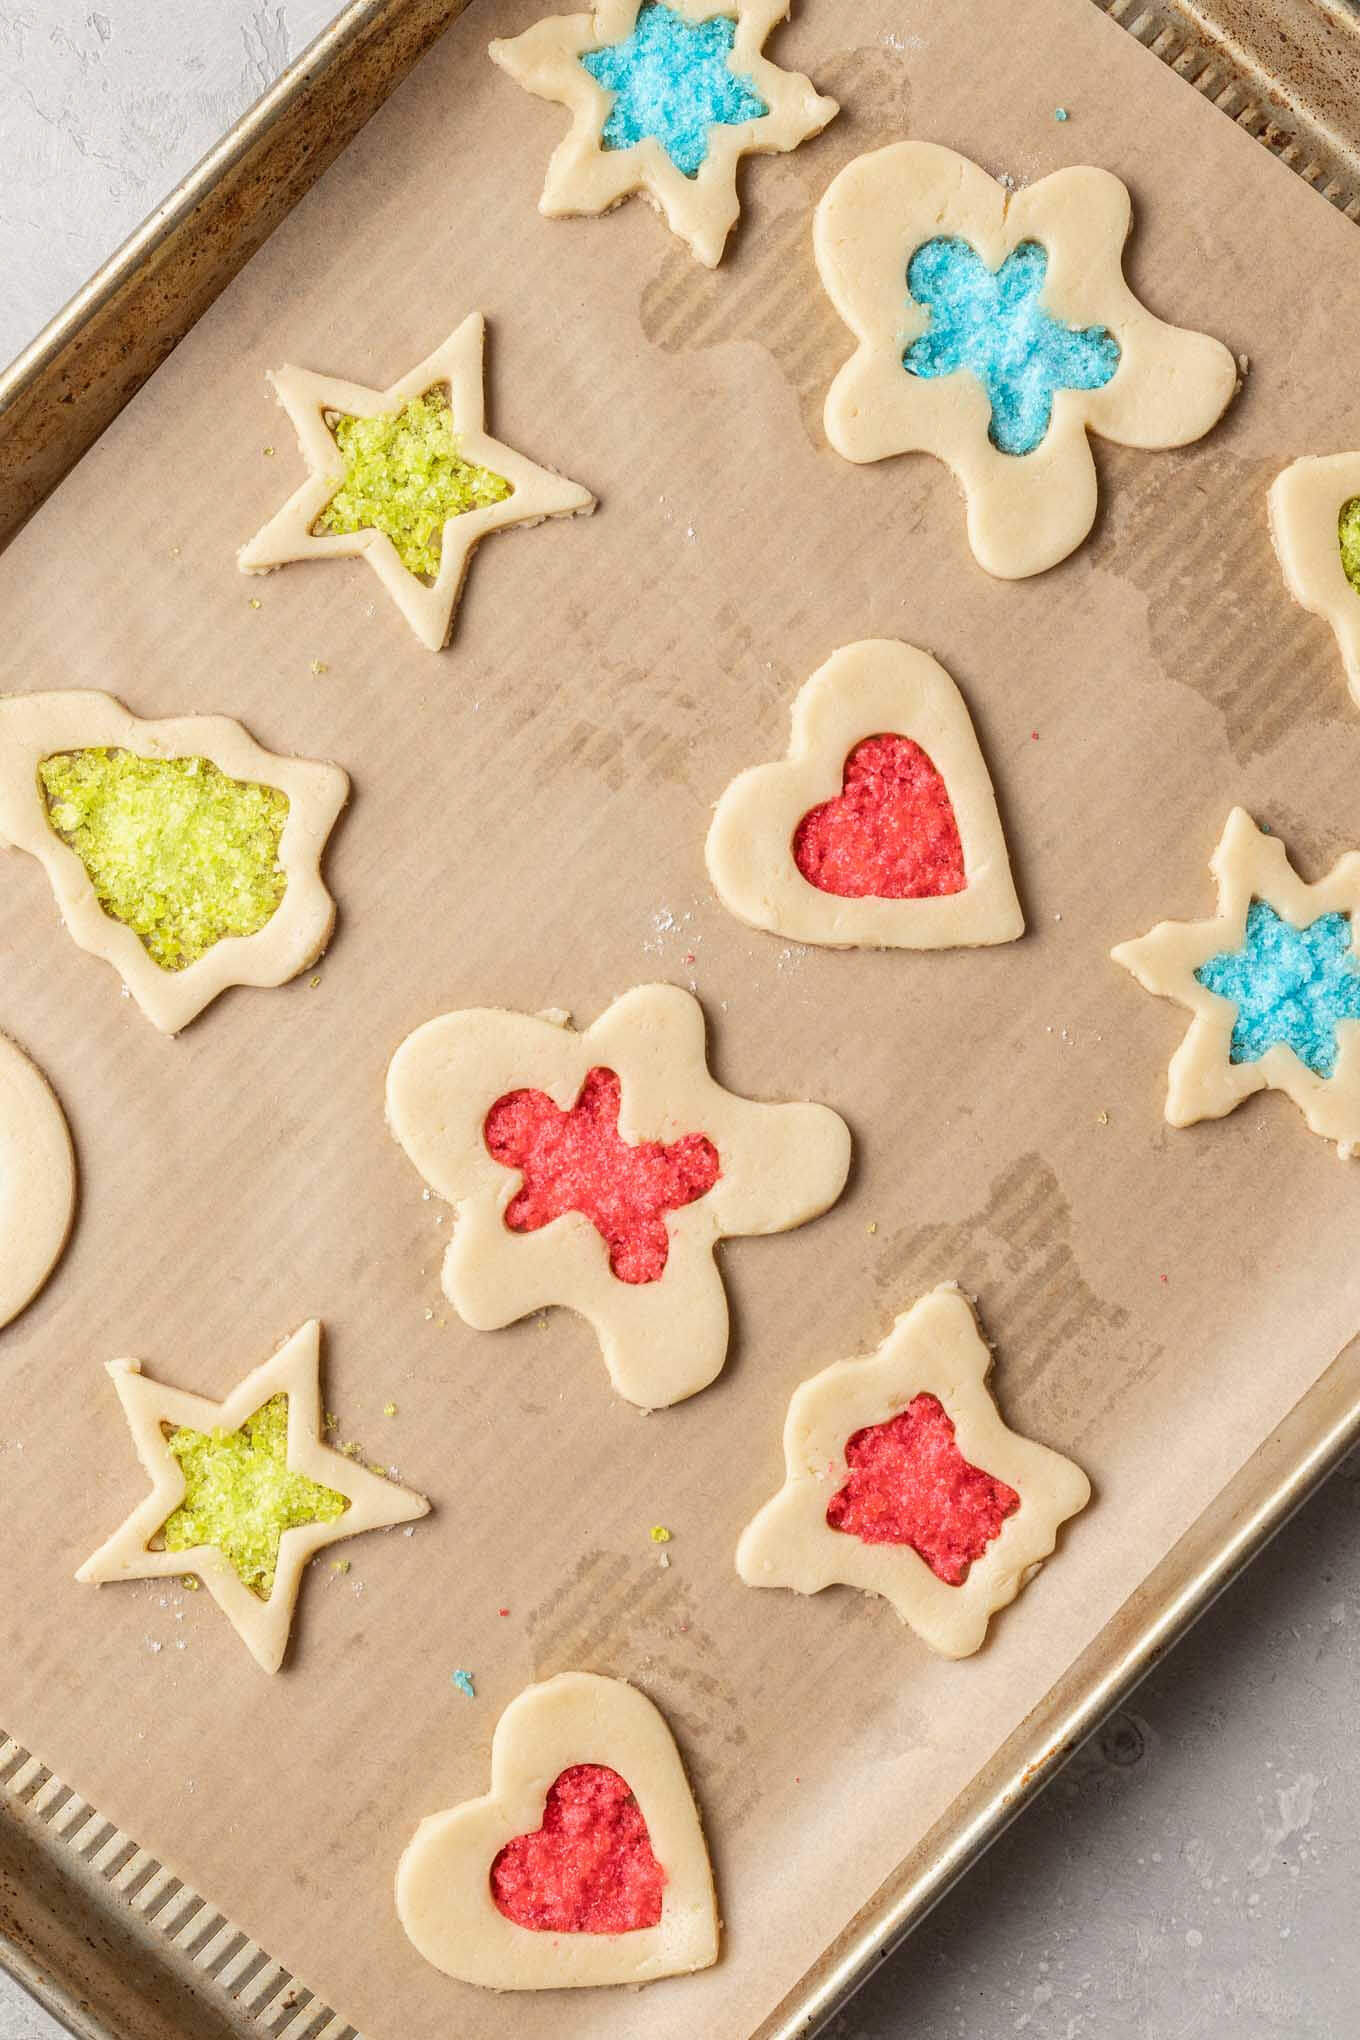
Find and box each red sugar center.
[483,1065,720,1284]
[490,1764,665,1934]
[826,1393,1020,1585]
[792,734,966,900]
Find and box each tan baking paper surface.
[1,2,1358,2036]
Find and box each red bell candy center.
[793,733,966,900]
[826,1393,1020,1585]
[483,1065,720,1284]
[490,1764,666,1934]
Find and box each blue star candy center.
[903,238,1120,456]
[1194,898,1360,1080]
[580,0,768,180]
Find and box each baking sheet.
[2,1,1359,2036]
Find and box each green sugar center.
[160,1394,348,1599]
[39,748,290,973]
[1339,496,1360,596]
[314,388,513,578]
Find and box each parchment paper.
[1,1,1359,2034]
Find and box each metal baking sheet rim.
[1,2,1358,2036]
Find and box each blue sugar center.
[581,1,768,179]
[1194,898,1360,1080]
[903,238,1119,457]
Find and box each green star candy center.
[314,388,513,579]
[39,748,290,973]
[160,1394,349,1600]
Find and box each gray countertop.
[1,8,1355,2038]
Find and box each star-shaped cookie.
[239,313,594,650]
[1113,807,1360,1149]
[77,1321,429,1672]
[386,983,851,1408]
[489,0,837,267]
[736,1285,1090,1658]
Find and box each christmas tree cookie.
[397,1672,717,1988]
[0,691,346,1033]
[1268,453,1360,708]
[737,1286,1090,1657]
[386,984,851,1407]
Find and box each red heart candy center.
[826,1393,1020,1585]
[484,1066,720,1284]
[490,1764,665,1933]
[793,734,966,899]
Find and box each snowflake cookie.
[736,1285,1090,1658]
[706,638,1023,948]
[0,1034,75,1331]
[1113,807,1360,1149]
[239,314,594,650]
[396,1672,718,1989]
[0,691,347,1034]
[815,141,1238,578]
[489,0,837,267]
[77,1320,428,1673]
[386,983,851,1408]
[1268,453,1360,708]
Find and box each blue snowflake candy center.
[581,0,768,180]
[1194,898,1360,1080]
[903,238,1120,457]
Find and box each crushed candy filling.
[314,388,512,579]
[904,237,1119,456]
[39,748,289,972]
[1195,896,1360,1079]
[826,1393,1021,1585]
[581,0,767,178]
[159,1395,348,1599]
[793,733,966,899]
[1339,495,1360,596]
[490,1764,665,1933]
[484,1065,720,1283]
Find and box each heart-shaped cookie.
[793,734,965,900]
[706,640,1022,948]
[396,1672,718,1989]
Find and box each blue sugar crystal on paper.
[903,238,1119,456]
[581,0,768,179]
[1195,898,1360,1079]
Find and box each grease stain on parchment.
[639,47,914,441]
[527,1546,759,1827]
[1089,445,1348,766]
[884,1151,1155,1444]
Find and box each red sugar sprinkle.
[490,1764,665,1934]
[793,734,965,900]
[484,1066,720,1284]
[826,1393,1021,1585]
[498,1607,510,1617]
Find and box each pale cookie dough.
[737,1285,1090,1658]
[396,1672,718,1990]
[0,690,347,1035]
[706,638,1023,948]
[489,0,837,268]
[77,1320,428,1674]
[1268,453,1360,707]
[1113,807,1360,1149]
[0,1034,76,1330]
[815,140,1238,579]
[385,983,851,1408]
[239,313,594,651]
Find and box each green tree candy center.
[39,748,290,973]
[160,1395,349,1600]
[314,388,513,579]
[1339,495,1360,596]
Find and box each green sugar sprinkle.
[39,748,289,973]
[1339,496,1360,596]
[160,1394,348,1600]
[314,389,512,579]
